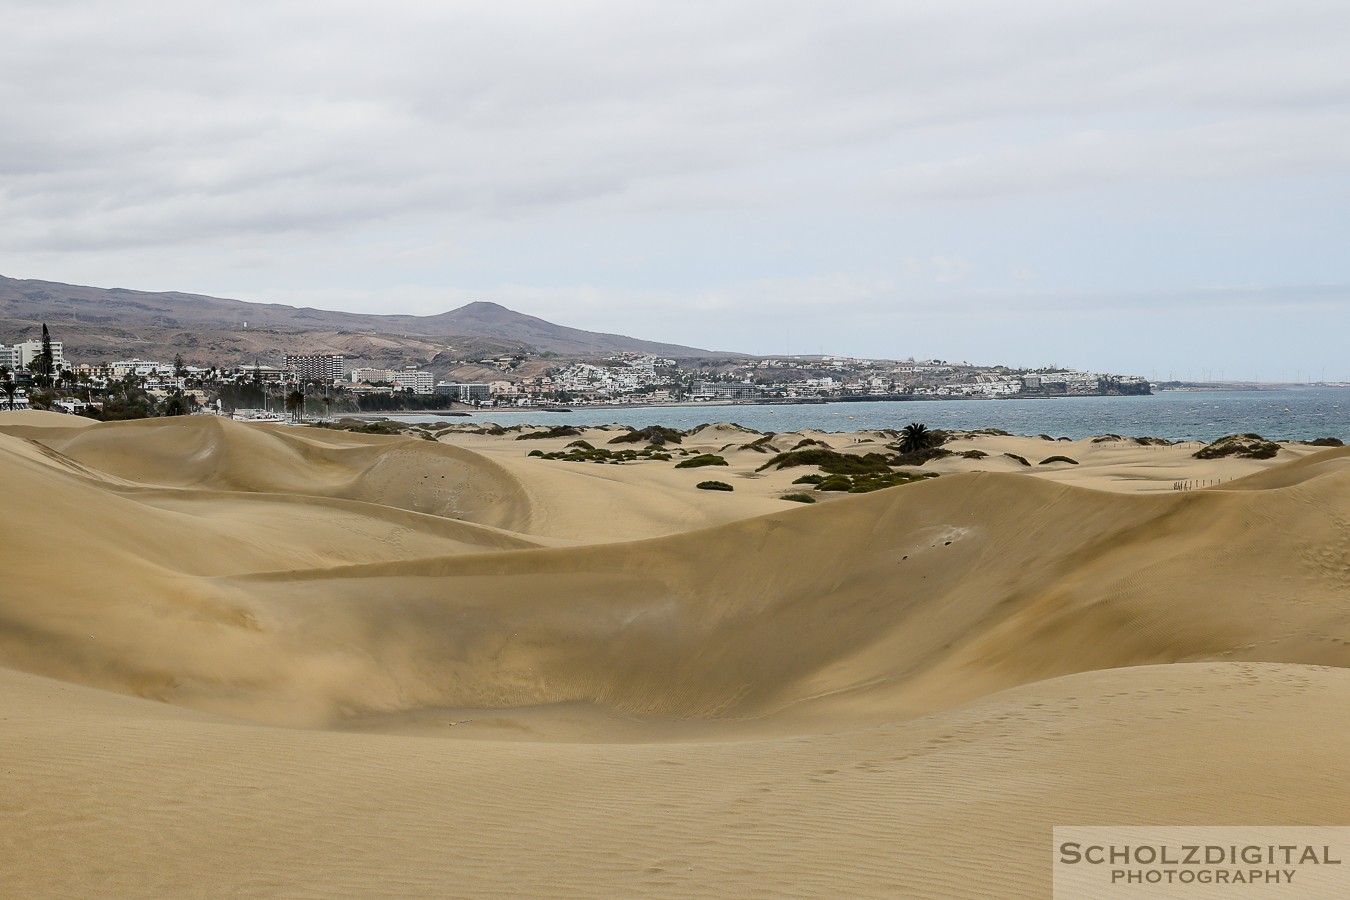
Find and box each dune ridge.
[5,415,1350,727]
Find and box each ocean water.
[392,387,1350,443]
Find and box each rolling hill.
[0,274,725,366]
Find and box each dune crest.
[3,414,1349,731]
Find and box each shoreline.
[355,392,1156,419]
[327,388,1350,444]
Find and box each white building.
[436,383,490,403]
[350,367,396,384]
[109,359,170,378]
[286,354,345,383]
[10,339,64,370]
[691,381,763,400]
[392,369,434,394]
[54,398,89,414]
[233,364,289,384]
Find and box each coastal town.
[1,323,1150,419]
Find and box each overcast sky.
[5,0,1350,379]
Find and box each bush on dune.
[756,448,893,475]
[739,433,781,453]
[515,426,585,440]
[816,475,854,491]
[1193,434,1280,460]
[888,446,953,466]
[675,454,729,469]
[814,471,937,494]
[609,425,685,446]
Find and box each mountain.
[393,301,714,358]
[0,275,725,367]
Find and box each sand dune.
[7,661,1349,898]
[27,415,533,528]
[4,412,1349,896]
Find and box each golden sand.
[3,411,1348,897]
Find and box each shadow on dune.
[4,415,1350,736]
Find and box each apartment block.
[285,354,346,382]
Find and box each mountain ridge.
[0,274,728,365]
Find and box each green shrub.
[812,471,938,494]
[1308,437,1344,447]
[313,418,410,436]
[781,493,817,503]
[816,475,854,491]
[961,450,988,459]
[696,480,734,491]
[1038,455,1079,465]
[515,425,584,440]
[889,447,953,466]
[1193,434,1280,460]
[846,471,937,492]
[676,454,729,469]
[610,425,684,445]
[739,433,779,452]
[525,443,687,465]
[792,473,825,485]
[757,448,893,474]
[1003,453,1031,466]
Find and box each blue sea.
[393,387,1350,443]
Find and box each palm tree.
[897,422,933,454]
[163,390,191,416]
[285,389,305,423]
[0,365,15,410]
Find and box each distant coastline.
[356,390,1155,419]
[361,387,1350,444]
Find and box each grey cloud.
[6,0,1350,254]
[4,0,1350,381]
[879,114,1350,200]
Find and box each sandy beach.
[4,411,1350,897]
